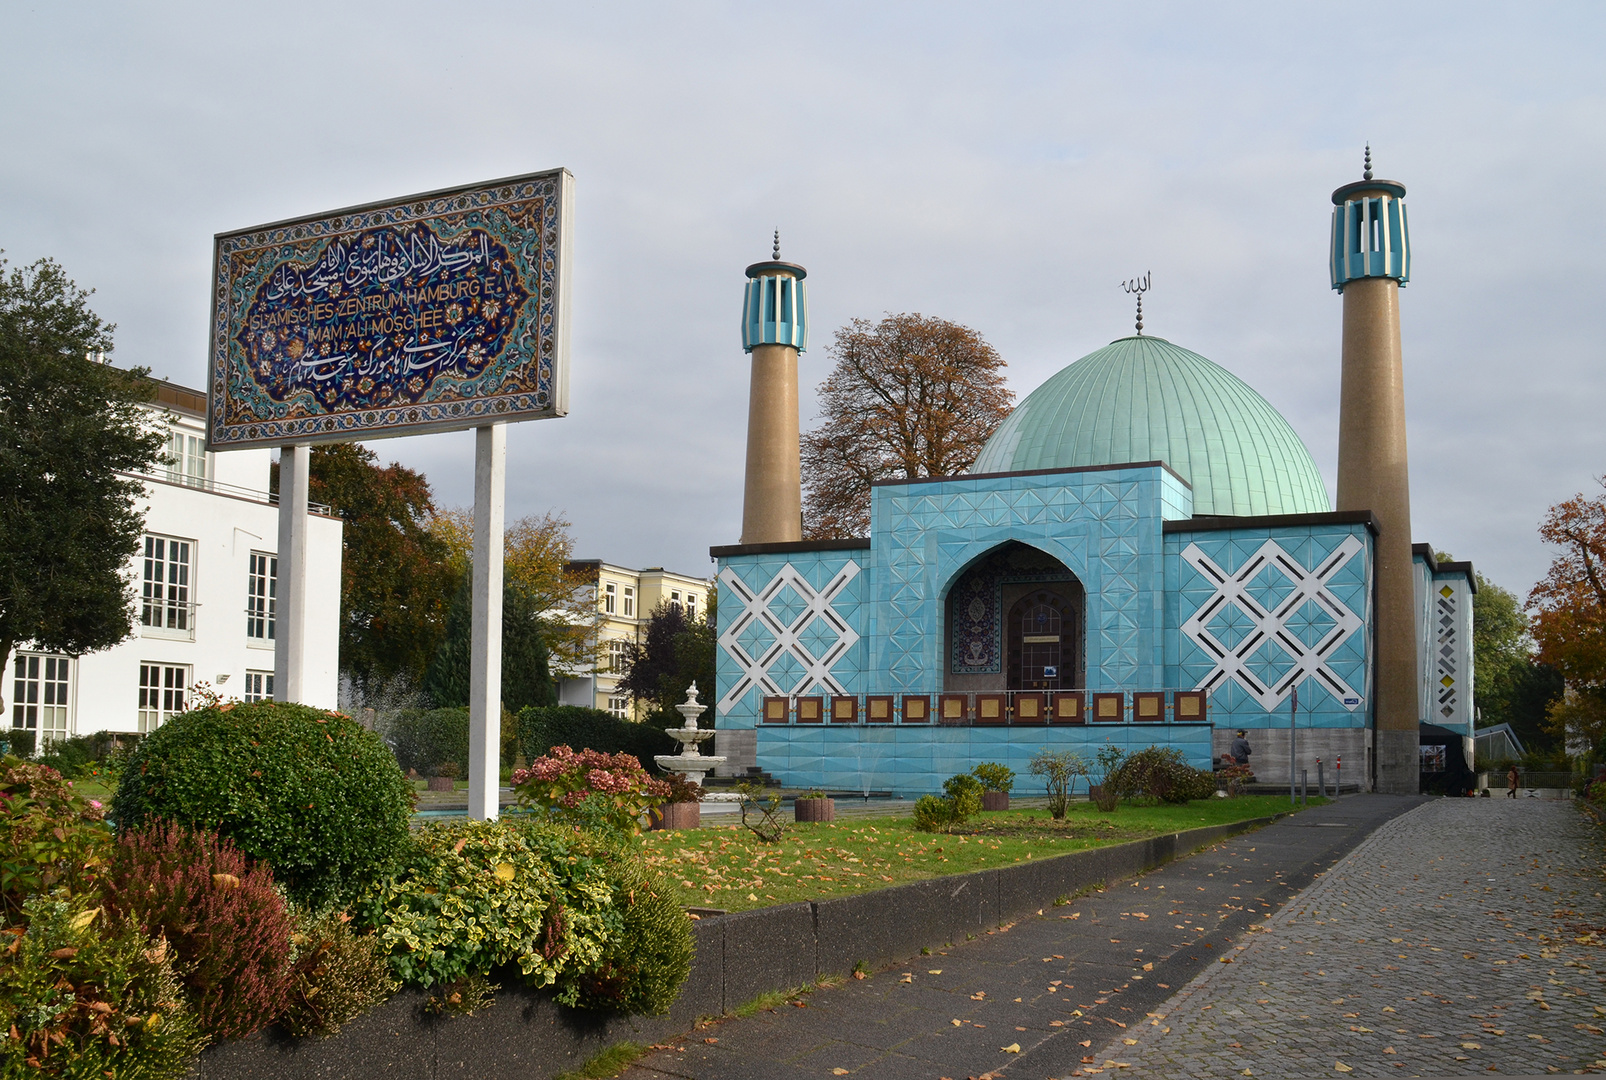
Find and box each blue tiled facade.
[715,462,1389,795]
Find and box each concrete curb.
[190,814,1278,1080]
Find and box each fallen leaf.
[1382,1047,1395,1055]
[952,1019,963,1027]
[1001,1043,1021,1053]
[1461,1043,1480,1050]
[928,969,943,975]
[703,1037,718,1044]
[1123,1038,1138,1045]
[832,1071,849,1076]
[1335,1064,1352,1073]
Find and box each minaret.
[739,232,808,544]
[1330,147,1417,794]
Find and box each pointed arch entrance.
[943,541,1085,694]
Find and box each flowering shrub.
[105,821,296,1040]
[0,756,111,925]
[511,745,670,837]
[0,892,204,1078]
[111,701,415,908]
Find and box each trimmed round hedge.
[112,701,413,909]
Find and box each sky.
[3,2,1603,597]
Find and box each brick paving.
[1102,800,1606,1078]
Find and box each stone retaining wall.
[190,815,1275,1080]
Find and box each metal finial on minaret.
[1121,272,1151,336]
[1363,144,1373,181]
[773,229,780,260]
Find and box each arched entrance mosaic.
[943,542,1084,693]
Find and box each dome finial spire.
[1121,272,1151,336]
[772,229,780,260]
[1363,143,1373,181]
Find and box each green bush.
[106,820,296,1040]
[1,730,36,759]
[1029,749,1088,820]
[1110,746,1215,804]
[111,701,415,910]
[354,818,689,1014]
[382,707,469,778]
[281,908,397,1039]
[517,705,678,774]
[913,773,984,833]
[971,761,1016,794]
[0,892,205,1079]
[0,756,112,925]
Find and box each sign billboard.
[207,169,572,450]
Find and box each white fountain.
[654,683,725,788]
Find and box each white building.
[559,561,712,718]
[6,380,343,742]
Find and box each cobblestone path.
[1097,800,1606,1078]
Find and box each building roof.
[970,335,1331,517]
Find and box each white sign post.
[273,444,311,703]
[468,423,506,820]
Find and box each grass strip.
[553,1041,646,1080]
[644,795,1319,913]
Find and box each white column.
[469,424,506,821]
[273,444,310,703]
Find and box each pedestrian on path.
[1230,729,1252,766]
[1507,762,1520,798]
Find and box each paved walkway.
[1108,799,1606,1078]
[619,795,1449,1080]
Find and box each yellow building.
[561,561,712,718]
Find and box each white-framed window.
[138,663,189,732]
[247,552,276,643]
[243,670,274,703]
[671,590,682,611]
[686,592,697,619]
[12,654,72,739]
[165,429,209,488]
[603,581,617,615]
[141,535,194,638]
[606,695,631,719]
[622,585,635,617]
[606,639,630,674]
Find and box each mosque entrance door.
[1007,590,1076,692]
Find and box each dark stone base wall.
[191,816,1274,1080]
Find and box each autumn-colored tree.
[617,597,717,723]
[295,443,460,692]
[427,509,598,678]
[801,313,1014,539]
[1528,478,1606,751]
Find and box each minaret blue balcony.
[1330,183,1410,290]
[742,264,808,353]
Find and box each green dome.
[972,336,1330,517]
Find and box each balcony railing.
[122,470,332,515]
[760,689,1211,727]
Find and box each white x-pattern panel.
[1181,537,1365,710]
[716,561,861,714]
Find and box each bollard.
[1336,756,1342,797]
[1318,759,1326,798]
[1301,769,1308,806]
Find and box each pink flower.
[89,800,103,810]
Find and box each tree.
[1528,479,1606,752]
[288,443,460,693]
[427,509,598,679]
[801,313,1014,539]
[0,255,164,714]
[618,598,717,723]
[421,576,556,715]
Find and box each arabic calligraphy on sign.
[239,223,528,411]
[207,169,570,450]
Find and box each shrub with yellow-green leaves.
[354,819,691,1015]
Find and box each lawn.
[642,795,1319,913]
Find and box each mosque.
[710,155,1473,796]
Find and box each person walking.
[1230,729,1253,767]
[1506,763,1520,799]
